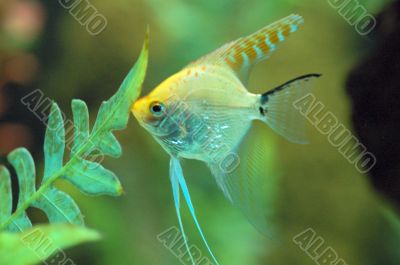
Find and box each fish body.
[132,14,321,265]
[134,64,257,162]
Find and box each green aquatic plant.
[0,34,148,264]
[0,224,100,265]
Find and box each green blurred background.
[1,0,400,264]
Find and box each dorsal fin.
[186,14,304,81]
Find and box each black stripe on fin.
[261,73,322,104]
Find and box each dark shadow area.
[347,0,400,209]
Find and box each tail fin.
[259,74,322,144]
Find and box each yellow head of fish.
[131,73,182,137]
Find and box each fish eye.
[149,101,165,117]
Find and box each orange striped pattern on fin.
[184,14,304,82]
[222,14,304,71]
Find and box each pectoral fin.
[169,158,195,265]
[169,157,219,265]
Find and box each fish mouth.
[131,98,145,121]
[131,98,140,111]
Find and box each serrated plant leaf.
[0,166,12,224]
[96,132,122,158]
[0,167,29,233]
[71,99,90,155]
[32,188,84,225]
[91,30,148,137]
[43,103,65,183]
[8,215,32,233]
[0,34,148,236]
[64,160,123,196]
[6,149,35,232]
[8,149,35,206]
[0,224,100,265]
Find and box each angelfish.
[132,14,320,264]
